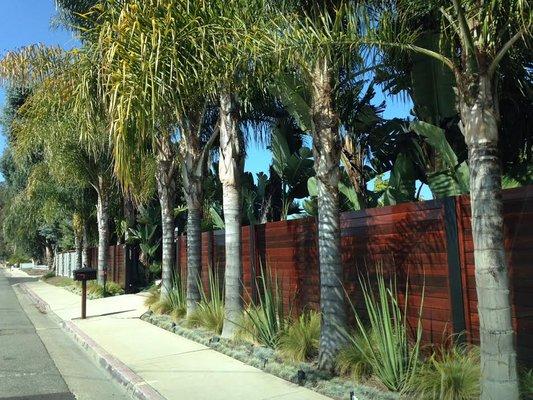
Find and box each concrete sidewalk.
[18,279,331,400]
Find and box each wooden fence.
[175,185,533,365]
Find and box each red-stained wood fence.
[86,245,139,292]
[175,185,533,365]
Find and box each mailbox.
[73,268,97,282]
[73,268,97,319]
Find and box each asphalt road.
[0,270,130,400]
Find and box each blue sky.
[0,1,415,187]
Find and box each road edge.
[18,282,166,400]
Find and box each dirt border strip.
[18,283,166,400]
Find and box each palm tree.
[0,46,116,286]
[251,1,363,369]
[198,0,279,338]
[84,0,219,301]
[370,1,531,397]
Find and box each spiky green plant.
[343,268,424,392]
[153,271,186,320]
[337,329,377,381]
[408,345,480,400]
[187,268,225,334]
[278,310,320,362]
[243,265,286,348]
[520,368,533,399]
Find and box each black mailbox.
[73,268,97,281]
[73,268,97,319]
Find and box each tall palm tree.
[84,0,218,301]
[250,0,363,370]
[198,0,277,338]
[0,46,115,286]
[370,1,531,397]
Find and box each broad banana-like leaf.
[209,206,225,229]
[307,176,361,211]
[385,153,417,205]
[271,127,314,200]
[410,121,458,169]
[271,73,312,133]
[410,34,456,123]
[339,181,361,211]
[307,176,318,197]
[411,121,470,198]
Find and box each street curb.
[18,283,166,400]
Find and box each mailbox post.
[73,268,97,319]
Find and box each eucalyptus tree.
[0,45,116,286]
[253,1,364,369]
[370,1,531,397]
[85,0,220,302]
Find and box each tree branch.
[488,28,526,78]
[451,0,478,73]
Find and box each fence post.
[249,224,258,303]
[443,196,467,341]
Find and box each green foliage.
[337,329,376,381]
[243,266,286,348]
[520,368,533,399]
[278,310,320,362]
[144,285,160,308]
[151,273,186,320]
[86,281,125,297]
[41,271,55,280]
[343,267,423,392]
[7,253,31,265]
[187,268,224,334]
[410,121,470,198]
[407,345,480,400]
[129,205,161,267]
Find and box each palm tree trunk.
[156,134,177,299]
[312,58,346,371]
[459,75,518,400]
[219,91,244,338]
[124,194,135,243]
[183,156,203,315]
[82,219,90,268]
[74,234,83,271]
[96,179,110,286]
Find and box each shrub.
[106,282,125,296]
[85,281,125,298]
[407,345,480,400]
[242,265,286,348]
[152,272,186,320]
[342,267,423,392]
[337,329,376,381]
[278,310,320,362]
[520,368,533,399]
[145,285,160,308]
[187,268,224,334]
[42,271,55,280]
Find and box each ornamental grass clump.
[341,267,424,393]
[278,310,320,362]
[151,272,186,320]
[407,345,480,400]
[187,268,224,334]
[243,265,286,348]
[144,284,160,307]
